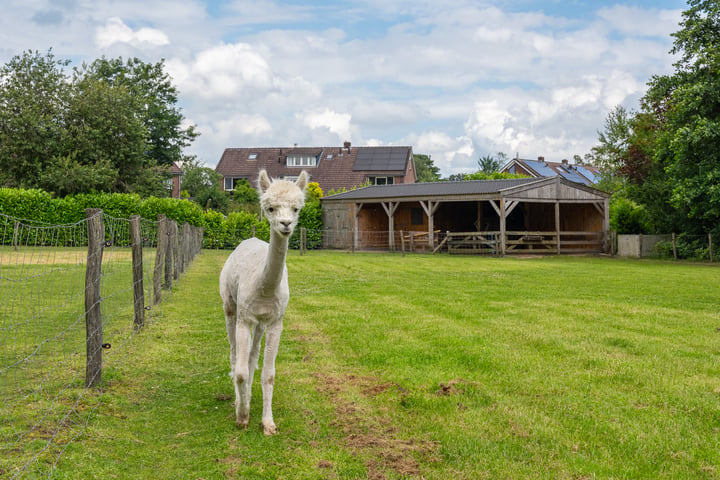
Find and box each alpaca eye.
[293,207,299,212]
[268,207,274,213]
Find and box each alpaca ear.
[258,169,271,193]
[296,171,309,191]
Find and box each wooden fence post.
[709,234,714,263]
[400,230,406,257]
[171,221,180,281]
[165,220,175,288]
[672,233,678,260]
[130,215,145,330]
[153,215,167,305]
[85,208,104,388]
[181,222,190,273]
[13,220,19,251]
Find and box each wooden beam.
[381,201,399,251]
[505,200,519,215]
[420,200,441,249]
[499,199,506,255]
[353,203,363,251]
[555,201,561,254]
[489,199,501,216]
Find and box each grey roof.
[353,146,410,171]
[323,178,542,201]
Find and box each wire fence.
[615,233,718,261]
[0,210,202,479]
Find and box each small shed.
[321,176,611,255]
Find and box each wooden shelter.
[321,176,611,255]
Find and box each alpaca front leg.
[233,322,252,428]
[260,322,283,435]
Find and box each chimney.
[562,158,569,166]
[343,141,351,152]
[538,156,545,162]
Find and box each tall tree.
[413,154,441,182]
[0,50,70,187]
[76,57,198,167]
[641,0,720,234]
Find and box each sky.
[0,0,688,176]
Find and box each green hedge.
[0,188,322,249]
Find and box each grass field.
[10,250,720,479]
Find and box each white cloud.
[95,17,170,49]
[298,109,353,142]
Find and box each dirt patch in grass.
[313,372,439,479]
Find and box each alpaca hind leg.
[224,302,237,376]
[260,322,283,435]
[247,324,264,394]
[233,322,252,428]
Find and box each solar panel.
[353,147,409,171]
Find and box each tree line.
[0,49,197,197]
[588,0,720,236]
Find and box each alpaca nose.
[280,220,291,228]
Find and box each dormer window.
[248,153,258,160]
[286,155,317,167]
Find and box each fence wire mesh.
[0,212,201,479]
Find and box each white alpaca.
[219,169,308,435]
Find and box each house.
[168,162,183,198]
[500,156,601,185]
[215,142,416,194]
[322,176,611,255]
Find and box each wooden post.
[13,220,19,250]
[85,208,104,388]
[164,220,173,289]
[400,230,406,257]
[555,202,561,255]
[130,216,145,329]
[180,222,190,273]
[708,234,713,262]
[409,231,415,252]
[672,233,678,260]
[153,215,167,305]
[299,227,306,256]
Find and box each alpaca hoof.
[262,421,277,435]
[236,415,250,429]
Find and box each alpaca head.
[258,170,309,237]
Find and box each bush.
[1,184,322,249]
[610,197,650,234]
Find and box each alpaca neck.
[260,230,289,296]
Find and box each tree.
[76,57,198,167]
[477,154,500,174]
[640,0,720,235]
[589,105,633,176]
[181,159,228,213]
[0,51,198,196]
[0,50,70,188]
[413,154,441,182]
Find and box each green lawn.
[16,250,720,479]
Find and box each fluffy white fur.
[219,169,308,434]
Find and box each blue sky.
[0,0,688,176]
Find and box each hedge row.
[0,188,274,249]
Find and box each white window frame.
[286,155,317,167]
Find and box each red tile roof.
[216,145,416,193]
